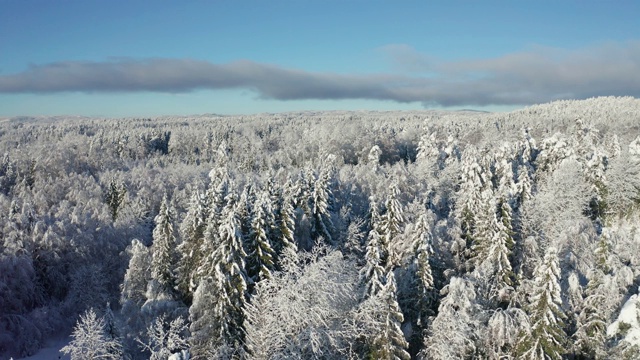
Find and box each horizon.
[1,0,639,117]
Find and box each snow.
[607,292,640,346]
[14,338,70,360]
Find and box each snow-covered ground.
[14,338,70,360]
[607,291,640,348]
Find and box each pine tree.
[189,277,221,359]
[151,197,177,295]
[192,178,230,291]
[454,146,488,272]
[494,144,516,198]
[379,183,404,270]
[412,210,436,325]
[246,191,276,285]
[422,277,481,359]
[515,164,534,205]
[362,225,386,297]
[104,177,126,221]
[475,196,515,305]
[237,184,256,242]
[120,239,152,355]
[516,246,567,360]
[264,176,283,244]
[103,302,119,341]
[574,229,612,359]
[190,193,248,357]
[574,271,608,359]
[468,189,494,268]
[205,168,230,231]
[370,271,411,360]
[416,131,439,163]
[176,190,208,301]
[277,183,299,272]
[309,168,335,245]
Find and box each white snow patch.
[13,338,70,360]
[607,293,640,346]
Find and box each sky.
[0,0,639,117]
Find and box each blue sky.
[1,0,639,117]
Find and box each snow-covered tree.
[421,277,482,359]
[61,308,122,360]
[176,189,208,301]
[493,143,516,198]
[244,248,360,359]
[362,227,386,297]
[516,246,567,360]
[515,164,534,206]
[309,168,335,245]
[246,191,276,285]
[518,128,538,166]
[151,197,178,295]
[137,315,189,360]
[474,196,515,305]
[190,193,248,357]
[573,229,615,359]
[483,307,530,359]
[120,239,152,356]
[454,146,489,272]
[416,130,440,164]
[104,176,126,221]
[103,302,119,341]
[607,290,640,359]
[379,183,404,270]
[188,277,220,359]
[411,210,436,326]
[276,182,299,272]
[574,272,609,359]
[368,270,411,360]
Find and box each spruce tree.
[189,277,222,358]
[246,191,276,285]
[454,146,488,272]
[422,277,481,359]
[412,210,436,325]
[515,164,534,205]
[516,246,567,360]
[176,190,208,301]
[574,229,612,359]
[362,225,386,297]
[379,183,404,270]
[370,271,411,360]
[190,193,248,356]
[277,182,299,272]
[475,196,515,305]
[150,197,177,295]
[310,168,335,245]
[104,177,126,221]
[103,302,119,341]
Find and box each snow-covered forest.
[1,96,640,360]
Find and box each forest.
[1,96,640,360]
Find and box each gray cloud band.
[1,42,639,106]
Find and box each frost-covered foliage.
[138,315,189,360]
[244,248,360,359]
[516,246,567,360]
[1,97,640,359]
[61,308,122,360]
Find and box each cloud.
[1,41,640,107]
[376,44,437,73]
